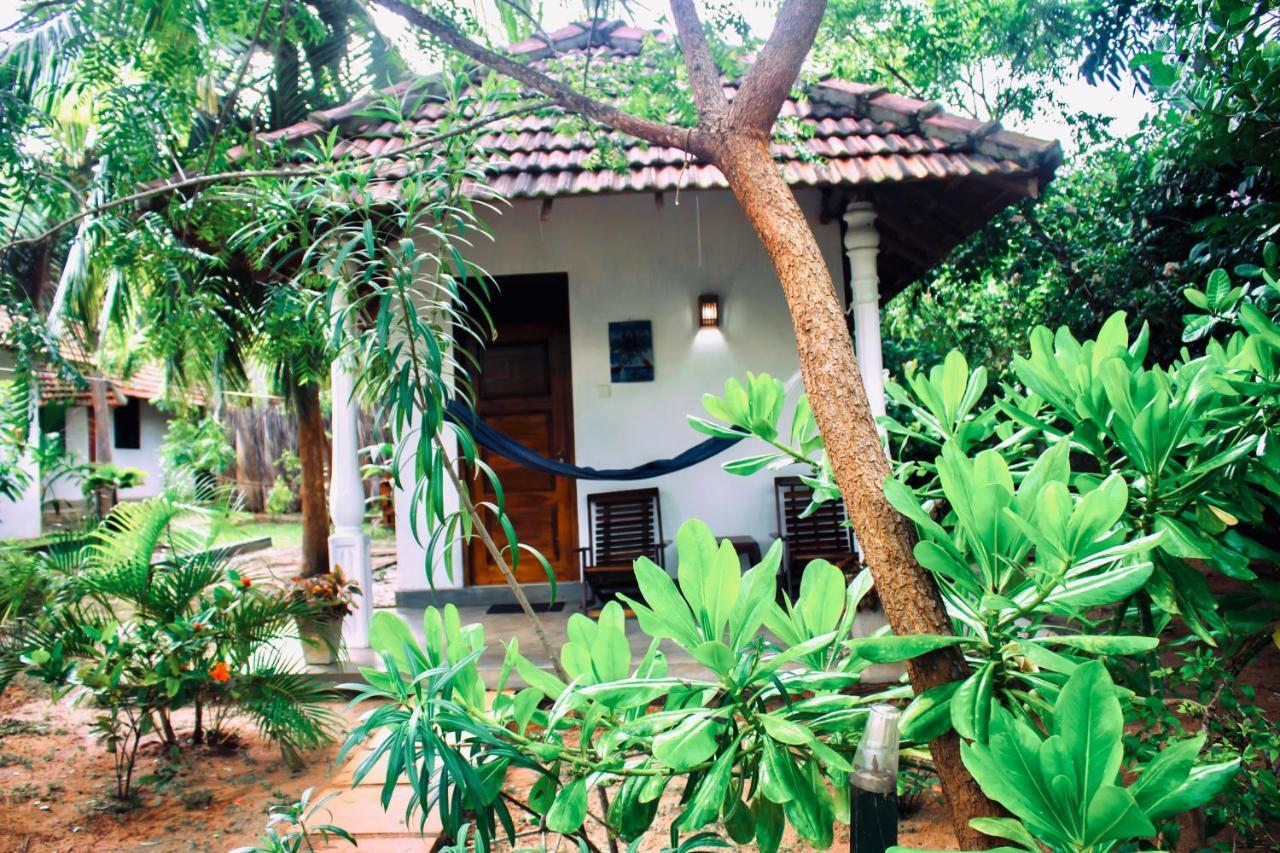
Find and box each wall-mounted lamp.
[697,293,720,328]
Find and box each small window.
[113,397,142,450]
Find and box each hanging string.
[696,193,703,268]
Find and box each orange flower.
[209,661,231,682]
[239,577,253,589]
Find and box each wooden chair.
[579,488,666,609]
[774,476,859,592]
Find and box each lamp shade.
[698,293,720,328]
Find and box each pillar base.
[330,527,373,649]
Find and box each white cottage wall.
[46,405,91,505]
[397,188,846,591]
[115,400,172,499]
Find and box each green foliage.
[158,415,234,483]
[343,520,905,852]
[0,497,338,799]
[265,476,296,516]
[0,372,33,501]
[893,662,1238,852]
[818,0,1280,380]
[1131,645,1280,849]
[79,461,146,496]
[695,254,1279,845]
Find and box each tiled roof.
[0,310,202,406]
[234,20,1061,295]
[246,20,1060,202]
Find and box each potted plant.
[288,568,360,665]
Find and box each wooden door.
[464,275,578,585]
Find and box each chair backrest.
[587,488,663,566]
[775,476,853,556]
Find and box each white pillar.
[842,201,885,420]
[328,290,373,649]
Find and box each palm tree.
[0,0,404,574]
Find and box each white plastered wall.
[114,400,171,499]
[46,398,173,503]
[395,188,847,590]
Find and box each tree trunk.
[89,375,115,517]
[714,134,1001,848]
[295,381,330,577]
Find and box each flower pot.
[297,615,344,665]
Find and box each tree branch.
[730,0,827,131]
[368,0,709,155]
[666,0,729,120]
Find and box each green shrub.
[159,416,234,483]
[889,662,1237,852]
[79,462,146,497]
[265,475,296,515]
[1,498,339,800]
[342,520,904,852]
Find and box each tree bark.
[89,375,115,517]
[295,381,330,577]
[713,134,1001,848]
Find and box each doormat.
[486,602,566,615]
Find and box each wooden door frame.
[460,273,578,585]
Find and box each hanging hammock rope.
[444,400,745,481]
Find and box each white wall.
[114,400,171,499]
[45,399,172,504]
[46,405,90,505]
[396,188,847,590]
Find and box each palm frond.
[233,649,341,765]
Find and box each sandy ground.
[0,679,356,853]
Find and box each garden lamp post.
[850,703,901,853]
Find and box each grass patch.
[207,517,395,548]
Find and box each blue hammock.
[445,400,744,481]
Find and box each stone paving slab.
[312,725,441,850]
[316,836,435,851]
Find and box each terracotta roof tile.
[0,310,204,406]
[250,21,1060,205]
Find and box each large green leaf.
[846,633,968,663]
[608,774,663,841]
[782,758,834,848]
[676,520,740,641]
[677,740,737,829]
[1083,785,1156,846]
[752,796,785,853]
[1037,634,1159,655]
[1055,661,1123,806]
[622,555,700,648]
[900,679,961,742]
[1141,756,1240,822]
[546,777,588,833]
[652,710,725,770]
[951,661,996,742]
[368,611,423,673]
[795,559,847,635]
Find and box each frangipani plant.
[342,520,906,852]
[892,661,1239,853]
